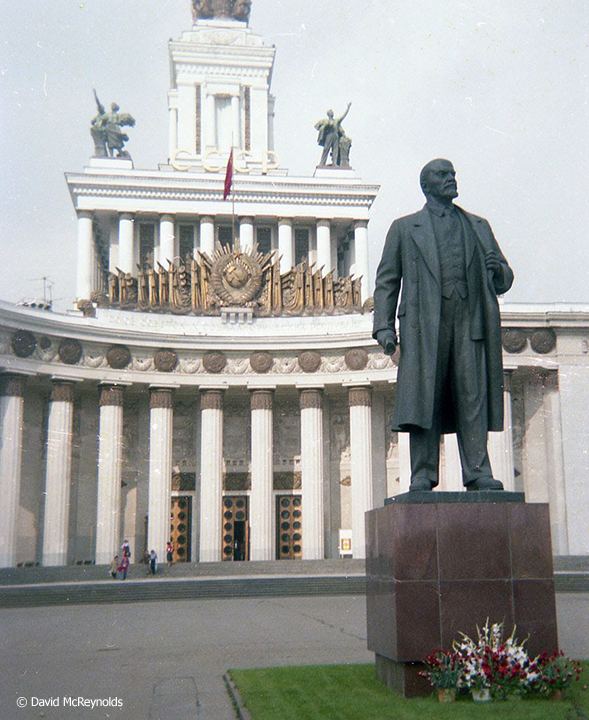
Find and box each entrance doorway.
[276,495,303,560]
[222,496,249,561]
[170,496,192,562]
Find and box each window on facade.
[139,223,155,266]
[295,228,309,266]
[215,96,233,153]
[179,225,194,264]
[218,226,233,251]
[256,227,272,255]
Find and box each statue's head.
[327,109,334,119]
[111,102,120,112]
[420,158,458,201]
[233,0,252,21]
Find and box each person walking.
[149,549,158,575]
[118,555,129,580]
[109,555,119,579]
[166,541,174,567]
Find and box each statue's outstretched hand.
[376,329,397,355]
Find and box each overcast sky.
[1,0,588,309]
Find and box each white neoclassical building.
[1,6,588,569]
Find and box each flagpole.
[231,134,236,250]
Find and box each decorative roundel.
[211,251,263,305]
[107,345,132,369]
[344,348,369,371]
[154,349,178,372]
[250,351,274,374]
[298,350,322,373]
[530,330,557,355]
[12,330,36,358]
[203,351,227,374]
[58,339,83,365]
[39,336,52,350]
[501,329,527,354]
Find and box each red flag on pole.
[223,149,234,200]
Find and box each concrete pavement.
[1,592,587,720]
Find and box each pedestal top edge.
[384,491,526,505]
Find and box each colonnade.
[0,370,553,568]
[76,212,371,302]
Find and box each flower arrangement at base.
[452,620,539,701]
[419,649,460,701]
[535,651,582,698]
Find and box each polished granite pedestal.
[366,492,559,697]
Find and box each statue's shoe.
[409,478,434,492]
[466,477,504,491]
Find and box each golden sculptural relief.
[104,246,365,317]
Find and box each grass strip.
[230,663,589,720]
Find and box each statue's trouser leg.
[409,292,492,487]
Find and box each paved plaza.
[1,593,588,720]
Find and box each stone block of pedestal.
[366,493,558,697]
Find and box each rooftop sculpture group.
[90,91,135,159]
[315,103,353,167]
[192,0,252,22]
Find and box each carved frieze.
[298,350,321,373]
[12,330,36,358]
[250,351,273,374]
[530,330,557,355]
[203,351,227,374]
[502,329,528,354]
[224,473,251,492]
[107,345,132,369]
[345,348,369,371]
[154,349,178,373]
[58,339,83,365]
[273,472,302,491]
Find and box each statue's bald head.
[420,159,458,201]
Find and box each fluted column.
[349,387,373,558]
[0,375,26,567]
[488,371,515,491]
[316,220,332,276]
[147,388,174,561]
[199,389,224,562]
[159,214,175,266]
[250,390,274,561]
[169,106,178,162]
[240,217,254,254]
[43,381,75,566]
[278,219,294,273]
[118,212,135,275]
[231,95,241,146]
[200,216,215,256]
[95,385,124,565]
[76,210,94,300]
[354,220,370,302]
[300,389,324,559]
[205,93,216,148]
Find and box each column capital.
[77,210,93,221]
[278,218,293,227]
[239,216,254,225]
[200,216,214,224]
[251,389,274,411]
[160,214,174,223]
[348,386,373,408]
[299,388,323,410]
[353,220,368,230]
[99,385,124,408]
[200,388,224,410]
[149,387,174,410]
[50,380,74,404]
[0,374,26,398]
[119,212,134,222]
[316,219,331,229]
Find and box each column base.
[375,655,430,698]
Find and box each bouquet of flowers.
[420,649,461,690]
[535,651,583,695]
[453,620,539,700]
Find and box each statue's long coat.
[372,205,514,434]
